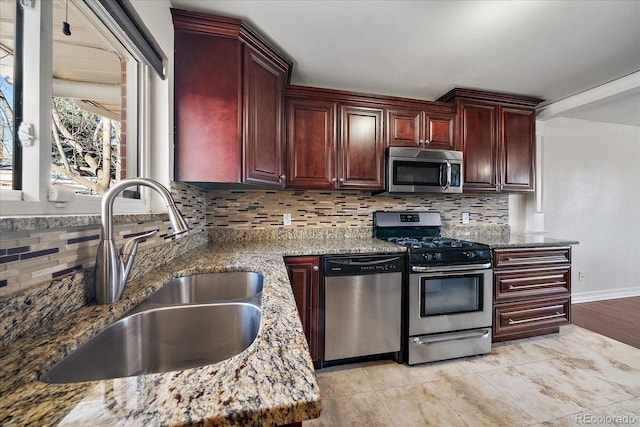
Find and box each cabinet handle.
[313,266,319,271]
[504,255,569,264]
[339,178,345,183]
[507,312,564,325]
[508,282,566,290]
[331,177,337,182]
[507,277,566,290]
[279,174,286,182]
[424,139,430,146]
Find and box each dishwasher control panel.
[324,254,404,276]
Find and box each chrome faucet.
[95,178,189,305]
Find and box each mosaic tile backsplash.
[207,189,509,229]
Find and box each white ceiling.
[170,0,640,126]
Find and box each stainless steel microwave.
[386,147,463,193]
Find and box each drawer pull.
[508,312,564,325]
[507,281,566,290]
[505,256,568,264]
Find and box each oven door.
[409,266,492,336]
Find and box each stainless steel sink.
[40,302,261,383]
[146,272,263,305]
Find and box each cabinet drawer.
[494,297,570,338]
[494,266,571,302]
[493,247,571,270]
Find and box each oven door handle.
[411,263,492,273]
[411,329,490,345]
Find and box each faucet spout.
[95,178,189,305]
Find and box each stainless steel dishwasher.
[323,254,403,362]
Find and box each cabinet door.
[285,98,337,189]
[500,106,535,192]
[387,108,422,147]
[174,31,241,182]
[284,256,322,368]
[459,101,498,192]
[425,112,455,150]
[243,46,286,186]
[339,104,385,189]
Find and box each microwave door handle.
[441,161,451,189]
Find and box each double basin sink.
[40,272,263,384]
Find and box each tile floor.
[304,325,640,426]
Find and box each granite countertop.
[0,238,403,426]
[470,233,579,249]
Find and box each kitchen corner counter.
[470,233,579,249]
[0,238,404,426]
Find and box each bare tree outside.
[51,98,120,195]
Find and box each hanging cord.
[62,0,71,36]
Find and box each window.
[51,0,134,196]
[0,0,164,215]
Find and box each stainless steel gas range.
[373,211,493,365]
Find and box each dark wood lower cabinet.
[493,296,570,340]
[492,247,572,342]
[284,256,323,368]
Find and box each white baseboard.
[572,287,640,304]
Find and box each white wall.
[542,117,640,302]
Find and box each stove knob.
[435,252,442,261]
[423,253,433,261]
[467,251,476,259]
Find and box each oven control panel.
[410,249,492,266]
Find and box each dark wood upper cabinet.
[387,108,421,147]
[438,88,542,193]
[243,46,286,186]
[500,106,536,192]
[173,26,241,183]
[285,98,337,189]
[172,9,291,187]
[459,101,498,191]
[172,10,541,193]
[285,86,384,190]
[339,103,384,189]
[387,107,455,150]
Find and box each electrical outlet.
[462,212,470,224]
[283,213,292,226]
[578,271,585,281]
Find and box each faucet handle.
[120,229,158,264]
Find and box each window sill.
[0,212,171,233]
